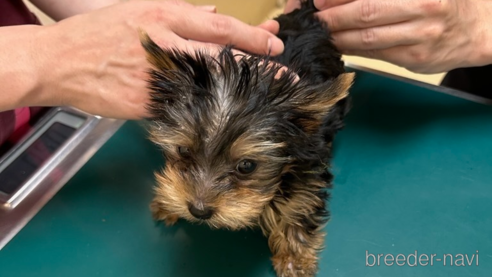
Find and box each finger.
[166,36,226,57]
[343,48,408,68]
[343,45,442,74]
[170,8,285,56]
[257,19,280,35]
[331,22,421,51]
[284,0,301,13]
[315,0,421,32]
[314,0,355,10]
[150,37,298,81]
[195,5,217,13]
[154,34,249,61]
[274,65,300,82]
[194,45,297,81]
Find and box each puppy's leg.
[269,219,325,277]
[150,198,179,226]
[260,184,328,277]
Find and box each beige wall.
[24,1,54,25]
[186,0,280,25]
[25,0,445,85]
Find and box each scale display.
[0,106,124,251]
[0,110,86,205]
[0,122,76,195]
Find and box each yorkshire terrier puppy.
[140,1,354,276]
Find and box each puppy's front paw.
[150,200,179,226]
[272,255,318,277]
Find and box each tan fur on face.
[231,132,291,164]
[148,123,195,154]
[151,162,282,230]
[209,185,278,230]
[149,130,289,231]
[152,165,194,219]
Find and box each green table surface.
[1,68,492,277]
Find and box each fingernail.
[268,37,284,55]
[314,0,326,9]
[197,5,216,13]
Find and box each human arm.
[282,0,492,74]
[0,0,284,119]
[28,0,121,21]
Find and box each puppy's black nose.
[188,204,214,220]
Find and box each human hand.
[28,0,284,120]
[283,0,492,74]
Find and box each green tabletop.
[1,68,491,277]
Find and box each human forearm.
[28,0,121,21]
[0,25,56,112]
[1,0,284,120]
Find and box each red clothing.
[0,0,41,26]
[0,0,48,154]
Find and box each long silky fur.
[141,1,354,276]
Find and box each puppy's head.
[140,33,353,230]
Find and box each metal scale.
[0,106,124,249]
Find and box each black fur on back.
[272,0,345,83]
[271,0,352,149]
[264,0,351,232]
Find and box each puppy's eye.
[236,160,257,174]
[178,146,191,158]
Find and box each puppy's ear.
[139,30,178,72]
[139,30,213,88]
[138,30,215,120]
[288,72,354,135]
